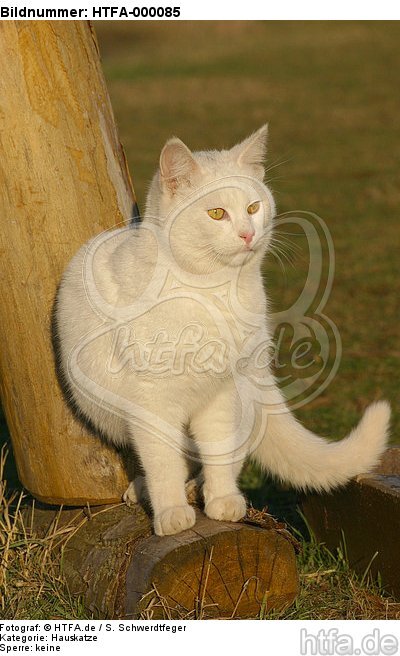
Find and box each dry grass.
[276,534,400,620]
[0,447,87,620]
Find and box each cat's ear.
[159,138,198,194]
[231,124,268,179]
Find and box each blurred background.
[2,21,399,518]
[95,20,399,425]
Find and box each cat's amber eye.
[247,201,261,215]
[207,208,226,221]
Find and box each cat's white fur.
[56,126,390,535]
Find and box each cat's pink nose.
[239,230,255,246]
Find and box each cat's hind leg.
[123,476,146,506]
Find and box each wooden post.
[0,21,133,504]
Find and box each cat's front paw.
[205,493,247,522]
[154,504,196,536]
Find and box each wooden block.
[28,504,299,619]
[302,446,400,598]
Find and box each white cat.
[56,126,390,536]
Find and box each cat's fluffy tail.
[252,401,391,491]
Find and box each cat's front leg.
[190,388,247,523]
[126,419,195,536]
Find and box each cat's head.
[147,126,276,271]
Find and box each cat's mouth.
[239,239,259,254]
[229,244,257,263]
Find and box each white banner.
[0,0,400,20]
[0,620,399,655]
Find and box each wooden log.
[28,504,300,619]
[0,22,134,504]
[302,447,400,598]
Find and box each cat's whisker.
[267,232,300,272]
[193,243,226,274]
[270,244,297,269]
[264,175,287,186]
[268,245,288,277]
[264,156,293,175]
[270,235,302,258]
[273,228,305,238]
